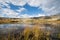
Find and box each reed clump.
[0,25,60,40]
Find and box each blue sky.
[0,0,60,18]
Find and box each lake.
[0,24,59,33]
[0,23,60,40]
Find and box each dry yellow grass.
[0,19,60,40]
[0,26,60,40]
[0,25,53,40]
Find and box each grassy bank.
[0,25,60,40]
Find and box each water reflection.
[0,24,60,33]
[0,24,53,29]
[0,24,24,28]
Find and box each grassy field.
[0,18,60,40]
[0,24,60,40]
[0,18,60,24]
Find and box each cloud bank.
[0,0,60,18]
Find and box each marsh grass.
[0,25,60,40]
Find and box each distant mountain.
[53,13,60,16]
[30,13,60,21]
[0,13,60,20]
[51,13,60,19]
[31,16,51,19]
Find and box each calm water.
[0,24,53,29]
[0,24,59,33]
[0,24,27,28]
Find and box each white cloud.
[27,0,60,15]
[27,0,42,7]
[16,8,26,13]
[38,0,60,15]
[9,0,26,6]
[0,8,26,18]
[0,8,18,18]
[19,14,45,18]
[0,0,27,18]
[0,0,26,6]
[0,0,10,8]
[0,14,4,17]
[36,14,45,17]
[29,14,45,17]
[20,14,30,18]
[0,0,60,18]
